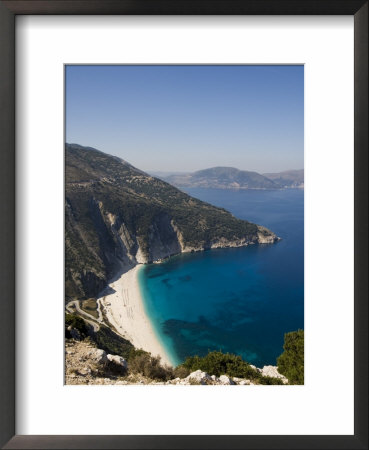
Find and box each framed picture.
[0,1,367,449]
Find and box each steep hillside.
[65,144,278,300]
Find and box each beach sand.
[99,265,173,367]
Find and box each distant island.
[262,169,304,189]
[153,167,304,190]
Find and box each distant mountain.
[161,167,304,190]
[163,167,278,190]
[149,171,186,178]
[65,145,278,300]
[262,169,304,189]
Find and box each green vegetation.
[65,313,89,338]
[127,349,174,381]
[257,375,285,385]
[91,324,134,360]
[178,350,283,385]
[125,348,190,381]
[180,351,255,378]
[172,365,191,379]
[66,308,302,385]
[277,329,304,384]
[66,311,134,360]
[65,143,275,300]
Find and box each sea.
[138,188,304,367]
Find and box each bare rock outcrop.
[107,354,128,370]
[87,348,108,366]
[260,365,288,384]
[186,370,213,385]
[218,375,236,385]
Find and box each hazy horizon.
[67,142,303,176]
[66,65,304,173]
[147,167,304,176]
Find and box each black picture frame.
[0,1,367,449]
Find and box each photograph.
[65,65,304,386]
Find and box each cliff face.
[65,144,278,300]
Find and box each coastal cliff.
[65,144,279,300]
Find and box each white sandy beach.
[99,265,173,367]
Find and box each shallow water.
[139,189,304,367]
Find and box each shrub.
[258,375,284,385]
[179,350,259,380]
[128,347,150,361]
[173,365,191,379]
[128,352,174,381]
[277,329,304,385]
[91,325,134,360]
[65,313,88,338]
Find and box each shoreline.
[99,265,174,367]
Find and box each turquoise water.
[139,189,304,367]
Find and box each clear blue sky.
[66,65,304,173]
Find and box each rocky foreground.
[65,339,288,386]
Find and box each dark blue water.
[139,189,304,367]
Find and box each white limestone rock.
[261,365,288,384]
[218,375,235,385]
[186,370,212,385]
[107,354,128,370]
[79,367,92,376]
[233,377,251,385]
[238,380,251,385]
[87,348,108,365]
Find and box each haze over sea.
[139,189,304,367]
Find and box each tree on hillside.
[277,329,304,384]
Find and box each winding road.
[66,300,103,332]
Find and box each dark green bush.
[258,375,284,385]
[65,313,88,338]
[179,350,260,380]
[128,347,150,361]
[91,325,134,360]
[277,329,304,385]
